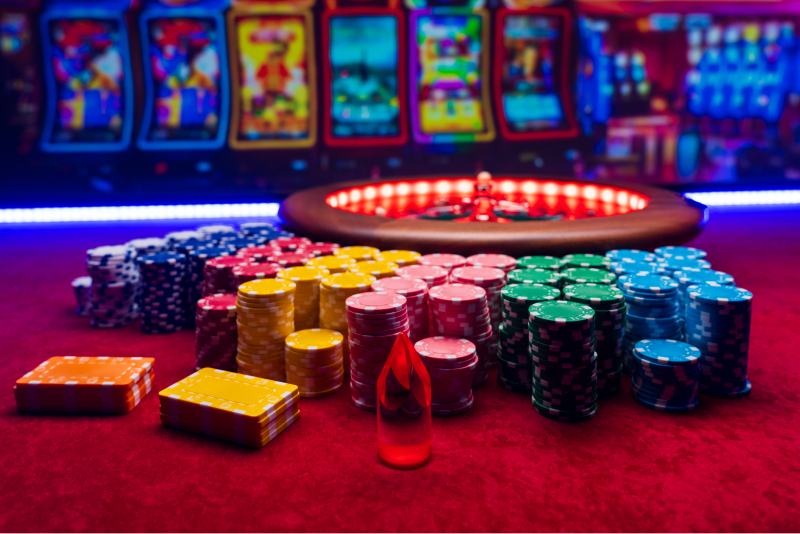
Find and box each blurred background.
[3,0,800,210]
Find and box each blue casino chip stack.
[671,268,735,331]
[137,252,187,334]
[85,245,140,329]
[684,285,753,398]
[631,339,701,413]
[618,274,682,374]
[655,246,707,260]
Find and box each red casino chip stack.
[466,253,517,273]
[301,242,340,257]
[231,263,283,286]
[202,257,255,296]
[269,236,311,252]
[415,337,478,416]
[418,253,467,274]
[428,284,492,387]
[371,277,430,343]
[450,266,507,367]
[346,292,409,411]
[195,294,238,371]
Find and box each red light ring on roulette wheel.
[279,175,706,256]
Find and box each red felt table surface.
[1,208,799,532]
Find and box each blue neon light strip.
[685,190,800,206]
[0,203,279,223]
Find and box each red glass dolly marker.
[377,333,432,469]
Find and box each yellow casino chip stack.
[348,260,398,280]
[319,272,376,373]
[335,245,380,262]
[306,255,357,274]
[284,329,344,398]
[158,368,299,448]
[236,279,296,381]
[277,266,329,330]
[375,250,421,267]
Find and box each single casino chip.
[634,339,701,366]
[429,284,486,305]
[418,253,467,272]
[466,253,516,271]
[197,294,237,311]
[501,284,560,305]
[415,337,476,364]
[507,268,560,286]
[375,250,421,267]
[336,245,380,261]
[238,278,296,297]
[516,255,565,271]
[321,272,376,291]
[371,277,428,297]
[450,266,505,285]
[346,292,407,313]
[529,300,595,325]
[655,246,707,260]
[687,284,752,306]
[563,283,625,306]
[396,264,448,282]
[285,329,344,352]
[620,274,679,293]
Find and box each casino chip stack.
[276,266,329,330]
[418,253,466,273]
[231,263,283,286]
[560,267,616,289]
[428,284,492,387]
[506,268,561,287]
[631,339,701,413]
[349,260,398,280]
[528,301,598,423]
[416,337,478,415]
[346,292,409,411]
[319,272,376,374]
[127,237,168,257]
[498,284,561,394]
[306,255,357,274]
[71,276,92,317]
[15,357,154,414]
[336,245,380,262]
[672,269,735,331]
[563,284,626,398]
[450,266,506,368]
[618,274,682,374]
[137,252,187,334]
[685,285,753,398]
[516,255,565,271]
[236,279,296,381]
[195,294,238,371]
[202,256,254,296]
[562,253,612,271]
[236,245,280,263]
[86,245,140,328]
[285,329,344,397]
[466,253,516,273]
[159,368,299,448]
[185,244,237,327]
[372,277,430,342]
[375,250,421,267]
[655,246,707,260]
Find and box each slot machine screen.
[43,17,129,147]
[328,14,401,140]
[413,13,489,137]
[498,13,570,133]
[233,13,312,143]
[143,17,223,143]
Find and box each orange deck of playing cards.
[15,357,155,414]
[158,368,299,448]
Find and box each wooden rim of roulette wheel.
[279,174,706,256]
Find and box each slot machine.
[226,0,317,184]
[405,0,494,174]
[492,0,582,175]
[0,0,42,158]
[39,0,137,153]
[320,0,408,180]
[138,0,230,152]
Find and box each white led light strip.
[685,190,800,206]
[0,203,280,224]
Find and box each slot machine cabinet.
[319,0,409,181]
[0,0,43,159]
[578,0,800,184]
[491,0,585,176]
[226,0,317,189]
[405,0,495,176]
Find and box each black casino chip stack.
[137,252,187,334]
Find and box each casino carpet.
[1,207,799,533]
